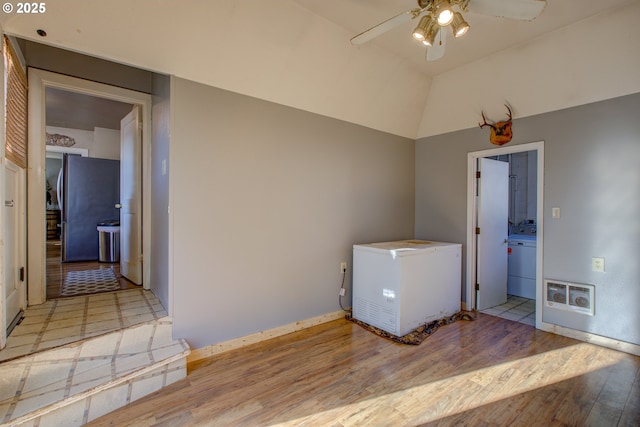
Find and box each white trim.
[187,310,347,363]
[466,142,544,322]
[45,145,89,158]
[538,322,640,356]
[27,69,152,305]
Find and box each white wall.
[171,77,415,349]
[45,126,120,160]
[418,1,640,138]
[93,127,120,160]
[2,1,431,139]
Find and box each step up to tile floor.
[0,317,190,426]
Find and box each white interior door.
[120,106,143,285]
[3,160,25,337]
[476,157,509,310]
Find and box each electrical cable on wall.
[338,270,348,313]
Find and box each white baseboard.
[187,310,347,363]
[539,321,640,356]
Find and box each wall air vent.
[544,280,595,316]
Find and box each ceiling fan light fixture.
[451,12,469,37]
[412,15,433,40]
[422,24,439,47]
[434,0,454,26]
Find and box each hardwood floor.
[86,313,640,426]
[46,239,138,299]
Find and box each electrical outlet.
[340,262,347,273]
[339,288,346,296]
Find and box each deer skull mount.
[479,105,513,145]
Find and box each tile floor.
[0,289,167,363]
[0,289,188,426]
[481,295,536,326]
[0,318,189,426]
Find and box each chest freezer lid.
[353,240,461,256]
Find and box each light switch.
[592,257,605,273]
[552,207,560,219]
[161,159,167,175]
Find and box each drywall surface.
[23,40,153,94]
[45,126,120,160]
[418,1,640,138]
[171,77,415,349]
[415,92,640,345]
[8,2,430,139]
[149,73,171,312]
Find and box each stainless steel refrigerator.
[58,154,120,262]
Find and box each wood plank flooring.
[86,313,640,426]
[46,240,138,299]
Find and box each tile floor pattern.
[0,289,168,363]
[0,318,190,426]
[481,294,536,326]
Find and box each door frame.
[27,68,152,305]
[466,141,544,327]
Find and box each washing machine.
[507,235,536,299]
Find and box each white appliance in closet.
[507,235,536,299]
[352,240,461,336]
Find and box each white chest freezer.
[352,240,462,336]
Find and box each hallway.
[46,240,138,300]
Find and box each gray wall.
[171,78,415,349]
[416,92,640,345]
[149,73,171,310]
[22,39,153,93]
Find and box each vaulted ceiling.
[292,0,634,77]
[1,0,637,138]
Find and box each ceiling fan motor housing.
[417,0,471,12]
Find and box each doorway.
[466,141,544,328]
[27,69,152,306]
[45,144,135,299]
[43,86,137,299]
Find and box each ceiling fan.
[350,0,547,61]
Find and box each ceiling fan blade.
[351,8,425,45]
[466,0,546,21]
[426,28,447,61]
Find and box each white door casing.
[27,69,152,305]
[466,141,544,326]
[120,106,143,285]
[476,157,509,311]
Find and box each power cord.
[338,269,348,313]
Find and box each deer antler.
[478,105,514,146]
[478,112,496,130]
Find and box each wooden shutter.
[4,36,28,169]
